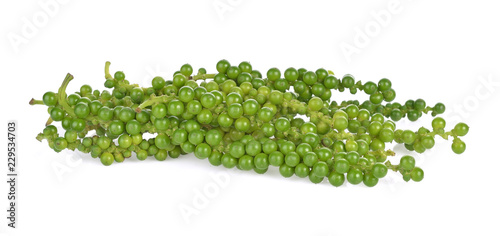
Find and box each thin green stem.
[326,130,355,141]
[45,117,53,126]
[135,94,174,112]
[29,99,44,105]
[58,73,76,117]
[36,133,45,142]
[105,61,113,80]
[384,160,399,172]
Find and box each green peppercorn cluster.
[30,60,469,187]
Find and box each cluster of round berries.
[30,60,469,187]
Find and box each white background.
[1,0,499,235]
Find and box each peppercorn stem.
[135,94,174,113]
[105,61,113,80]
[36,133,45,142]
[45,117,53,126]
[58,73,77,117]
[29,99,44,105]
[384,160,399,172]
